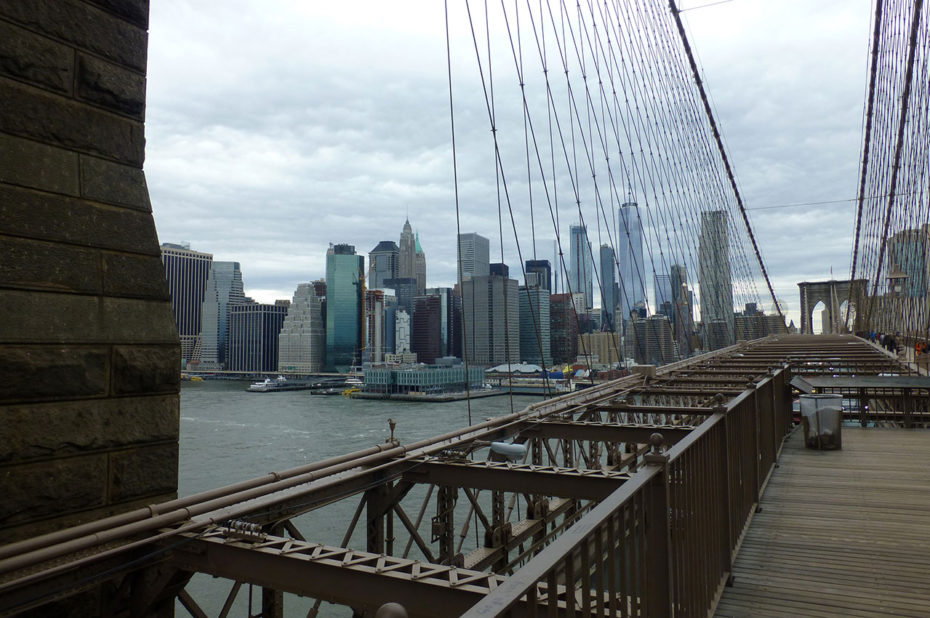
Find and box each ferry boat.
[247,376,314,393]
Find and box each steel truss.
[0,335,920,617]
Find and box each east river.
[178,380,540,616]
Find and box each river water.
[178,380,540,616]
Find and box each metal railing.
[462,368,791,617]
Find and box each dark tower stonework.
[0,0,180,611]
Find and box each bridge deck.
[715,426,930,617]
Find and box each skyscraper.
[277,283,325,372]
[525,259,552,291]
[160,243,213,365]
[670,264,694,357]
[368,241,399,290]
[398,219,426,294]
[198,261,245,370]
[395,309,411,354]
[412,294,442,364]
[599,244,616,331]
[550,293,579,365]
[569,224,593,311]
[383,277,418,314]
[655,273,673,315]
[698,210,734,349]
[458,233,490,280]
[625,314,678,366]
[365,289,386,364]
[618,202,645,325]
[425,287,463,359]
[227,300,289,372]
[489,263,509,278]
[461,272,519,366]
[519,283,552,366]
[414,232,427,295]
[325,243,365,371]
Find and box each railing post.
[748,382,762,502]
[769,369,779,459]
[644,433,672,618]
[716,397,734,582]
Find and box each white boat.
[247,375,288,392]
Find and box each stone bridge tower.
[798,279,868,334]
[0,2,180,612]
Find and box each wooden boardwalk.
[715,427,930,617]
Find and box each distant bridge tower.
[798,279,868,334]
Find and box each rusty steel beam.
[520,420,694,445]
[631,387,744,397]
[168,529,504,617]
[463,498,578,572]
[403,459,630,500]
[591,404,716,415]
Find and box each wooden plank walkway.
[715,427,930,617]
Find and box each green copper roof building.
[325,243,365,371]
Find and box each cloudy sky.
[145,0,873,327]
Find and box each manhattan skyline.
[145,0,873,329]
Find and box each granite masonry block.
[85,0,150,29]
[0,19,73,94]
[0,395,178,463]
[80,154,151,211]
[108,444,178,502]
[0,290,179,344]
[0,235,101,294]
[112,345,180,395]
[102,252,169,299]
[0,184,160,254]
[0,0,148,72]
[0,454,108,526]
[0,290,103,344]
[0,345,107,404]
[76,53,146,119]
[0,133,80,196]
[0,78,144,166]
[103,297,179,344]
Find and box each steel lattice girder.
[402,458,631,500]
[168,528,506,617]
[518,420,694,445]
